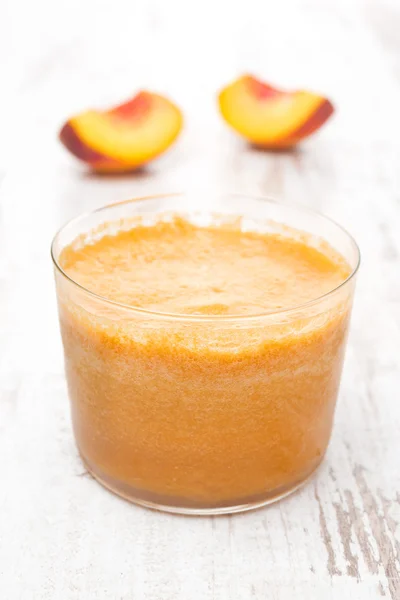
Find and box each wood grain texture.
[1,0,399,598]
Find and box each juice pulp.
[57,216,352,508]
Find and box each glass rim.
[51,193,361,322]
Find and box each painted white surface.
[1,0,399,597]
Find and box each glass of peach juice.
[51,193,359,514]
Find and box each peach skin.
[218,75,334,148]
[59,91,183,172]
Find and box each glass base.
[80,453,323,515]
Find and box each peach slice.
[218,75,334,148]
[59,91,183,172]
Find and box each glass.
[51,193,360,515]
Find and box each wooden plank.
[1,0,399,598]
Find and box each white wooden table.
[2,0,399,597]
